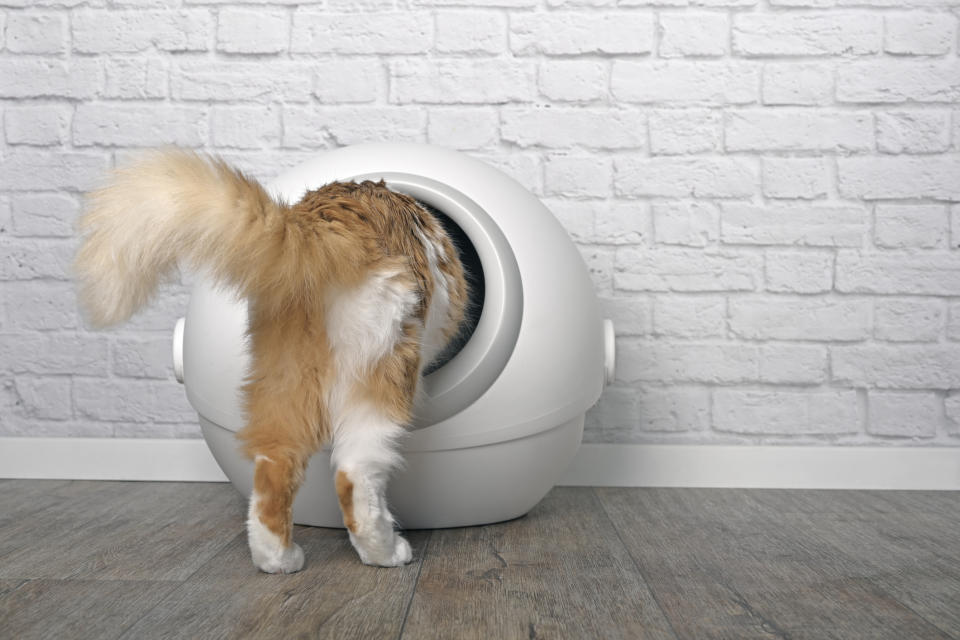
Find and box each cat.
[74,149,467,573]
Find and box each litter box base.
[200,415,584,530]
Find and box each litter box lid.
[181,144,606,449]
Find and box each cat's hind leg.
[331,399,413,567]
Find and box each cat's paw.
[251,541,305,574]
[352,532,413,567]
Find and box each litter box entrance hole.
[416,201,485,375]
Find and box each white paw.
[251,541,305,574]
[351,532,413,567]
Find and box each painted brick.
[838,156,960,200]
[649,109,722,155]
[948,303,960,341]
[501,107,645,149]
[764,250,833,293]
[0,333,108,376]
[714,389,859,435]
[12,377,72,421]
[720,204,867,247]
[883,394,947,440]
[759,344,827,385]
[600,296,653,336]
[113,337,174,379]
[837,251,960,295]
[947,393,960,435]
[832,344,960,389]
[436,10,506,54]
[637,387,711,432]
[659,12,728,57]
[211,105,281,149]
[73,10,212,53]
[6,12,66,54]
[653,296,726,338]
[579,245,615,294]
[549,199,649,246]
[0,59,101,99]
[762,158,830,200]
[867,393,939,438]
[172,61,313,103]
[615,247,762,292]
[612,61,759,105]
[9,193,79,237]
[837,60,960,103]
[2,282,78,330]
[103,58,168,100]
[411,0,537,5]
[0,151,108,191]
[74,379,195,424]
[615,156,757,198]
[652,202,719,247]
[0,238,75,281]
[874,204,948,249]
[322,107,426,146]
[292,12,431,54]
[544,155,613,198]
[0,198,11,235]
[4,105,70,146]
[74,104,208,147]
[874,299,944,342]
[884,13,955,55]
[511,12,653,55]
[619,340,760,384]
[427,107,499,149]
[217,8,289,54]
[726,110,872,152]
[876,111,951,155]
[473,152,541,192]
[733,13,881,56]
[539,60,608,102]
[595,202,652,245]
[729,296,871,341]
[391,59,535,104]
[762,64,833,106]
[546,198,597,243]
[953,205,960,249]
[313,59,384,104]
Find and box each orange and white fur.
[75,149,467,573]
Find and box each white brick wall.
[0,1,957,447]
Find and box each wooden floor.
[1,481,958,640]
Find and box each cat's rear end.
[76,150,467,573]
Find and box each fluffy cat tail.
[75,149,353,327]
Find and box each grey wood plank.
[597,488,956,640]
[118,527,430,640]
[401,487,676,640]
[0,578,179,640]
[0,481,245,581]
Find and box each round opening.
[349,173,523,428]
[416,201,484,376]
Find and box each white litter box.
[172,143,615,529]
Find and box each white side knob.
[173,317,185,384]
[603,318,615,386]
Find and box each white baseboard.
[0,438,958,490]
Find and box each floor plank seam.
[591,488,682,640]
[396,529,432,640]
[110,531,247,640]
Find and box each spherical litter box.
[172,143,616,529]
